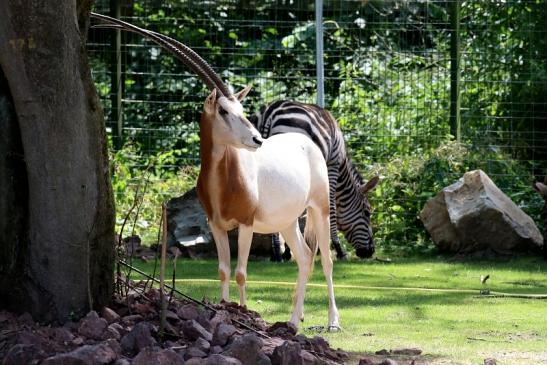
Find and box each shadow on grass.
[345,351,449,365]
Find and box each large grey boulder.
[420,169,543,254]
[166,188,213,257]
[166,188,274,258]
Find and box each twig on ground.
[159,203,168,339]
[117,158,153,298]
[467,337,488,342]
[117,181,142,295]
[475,293,547,300]
[169,247,181,305]
[142,214,162,294]
[374,257,392,263]
[467,337,513,343]
[123,280,154,303]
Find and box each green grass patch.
[127,255,547,364]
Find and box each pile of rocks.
[1,284,348,365]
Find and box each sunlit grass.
[128,255,547,365]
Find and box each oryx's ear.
[360,176,380,195]
[533,182,547,197]
[234,85,252,102]
[204,88,218,112]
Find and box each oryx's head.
[90,13,263,150]
[203,86,263,150]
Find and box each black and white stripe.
[250,100,378,259]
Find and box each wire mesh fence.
[87,0,547,250]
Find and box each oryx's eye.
[219,107,228,116]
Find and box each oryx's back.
[252,133,329,233]
[250,99,378,258]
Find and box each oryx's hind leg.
[280,220,312,327]
[309,207,340,331]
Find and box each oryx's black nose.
[253,136,263,146]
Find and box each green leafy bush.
[88,0,546,255]
[109,141,543,255]
[110,141,199,244]
[367,141,543,255]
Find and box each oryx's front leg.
[235,224,253,306]
[209,223,231,302]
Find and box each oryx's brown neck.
[197,113,256,227]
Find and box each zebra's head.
[353,175,380,258]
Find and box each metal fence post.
[315,0,325,108]
[450,0,461,141]
[110,0,123,149]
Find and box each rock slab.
[167,188,274,257]
[420,170,543,254]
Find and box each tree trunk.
[0,1,115,322]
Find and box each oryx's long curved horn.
[149,32,233,98]
[90,12,232,98]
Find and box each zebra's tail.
[304,210,319,275]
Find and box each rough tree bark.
[0,1,115,322]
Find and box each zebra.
[249,100,379,261]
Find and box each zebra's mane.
[347,157,364,187]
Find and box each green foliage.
[110,141,199,243]
[89,0,546,251]
[459,1,547,160]
[368,142,543,254]
[334,52,452,162]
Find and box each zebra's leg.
[270,233,283,262]
[327,163,347,260]
[331,234,347,261]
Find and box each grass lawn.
[127,254,547,365]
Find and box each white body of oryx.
[197,89,340,330]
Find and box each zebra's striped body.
[250,100,378,259]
